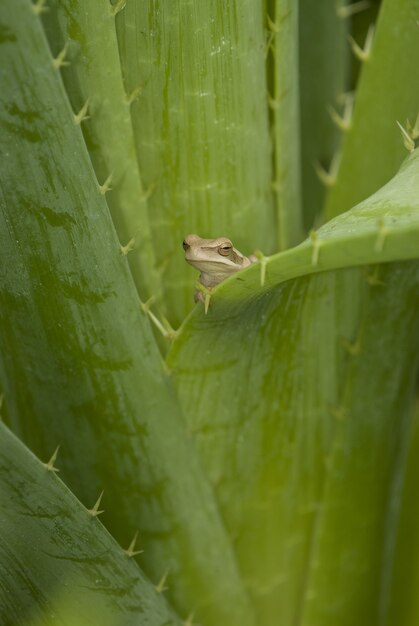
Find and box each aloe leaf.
[168,151,419,623]
[0,422,181,626]
[267,0,303,248]
[115,0,276,324]
[348,0,381,88]
[325,0,419,219]
[194,148,419,298]
[0,3,252,623]
[298,0,348,229]
[40,0,161,302]
[386,399,419,626]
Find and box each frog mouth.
[186,257,242,273]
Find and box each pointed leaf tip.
[74,99,90,125]
[32,0,49,15]
[338,0,370,19]
[99,173,113,195]
[124,531,144,557]
[348,24,374,62]
[88,490,105,517]
[154,568,170,593]
[396,121,415,152]
[110,0,127,16]
[52,43,70,69]
[43,445,60,473]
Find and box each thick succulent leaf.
[325,0,419,219]
[115,0,276,324]
[267,0,303,249]
[185,148,419,300]
[348,0,381,89]
[0,422,181,626]
[387,398,419,626]
[41,0,161,302]
[0,3,252,624]
[298,0,348,229]
[167,151,419,624]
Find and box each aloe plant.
[1,1,419,625]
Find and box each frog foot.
[194,282,212,314]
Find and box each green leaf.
[386,398,419,626]
[0,421,181,626]
[41,0,161,302]
[298,0,348,229]
[325,0,419,219]
[267,0,303,249]
[115,0,276,324]
[191,148,419,299]
[0,2,252,623]
[168,151,419,623]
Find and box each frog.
[183,234,257,303]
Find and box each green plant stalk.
[268,0,303,249]
[115,0,276,325]
[0,422,182,626]
[0,3,253,624]
[168,152,419,623]
[41,0,161,303]
[325,0,419,219]
[298,0,348,229]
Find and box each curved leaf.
[180,148,419,302]
[325,0,419,219]
[168,151,419,624]
[0,422,181,626]
[0,2,252,623]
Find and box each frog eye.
[218,242,233,256]
[182,240,190,251]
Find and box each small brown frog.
[183,234,257,302]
